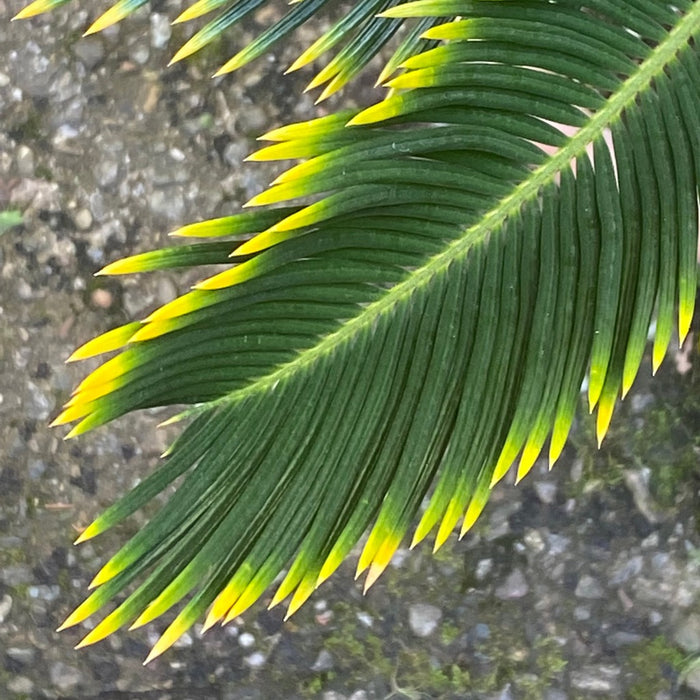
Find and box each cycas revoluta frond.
[18,0,700,661]
[13,0,446,97]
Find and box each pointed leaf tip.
[363,561,386,593]
[74,523,99,544]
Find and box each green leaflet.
[31,0,700,661]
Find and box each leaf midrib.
[205,3,700,412]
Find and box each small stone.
[130,43,150,65]
[173,632,193,648]
[223,141,248,168]
[547,533,570,555]
[27,584,60,601]
[570,665,620,694]
[409,603,442,637]
[90,192,106,221]
[315,610,334,625]
[157,277,177,305]
[74,208,93,230]
[349,691,369,700]
[574,605,591,621]
[73,38,104,68]
[575,574,604,600]
[150,13,172,49]
[630,392,654,414]
[524,529,545,553]
[7,676,33,695]
[682,665,700,693]
[322,692,347,700]
[469,623,490,643]
[641,532,659,550]
[390,547,410,569]
[149,188,185,221]
[0,594,12,623]
[356,611,373,628]
[91,288,113,309]
[674,613,700,653]
[238,631,255,648]
[495,568,529,600]
[623,469,663,524]
[26,381,52,420]
[6,647,34,665]
[16,145,34,177]
[236,104,269,135]
[475,558,493,581]
[609,555,643,585]
[649,610,663,626]
[244,651,266,669]
[1,565,31,586]
[311,649,334,672]
[50,662,82,691]
[534,481,557,504]
[607,631,643,648]
[94,158,119,188]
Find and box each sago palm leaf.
[18,0,700,662]
[13,0,446,96]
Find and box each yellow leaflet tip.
[143,649,159,665]
[49,413,69,428]
[222,596,255,624]
[65,420,91,439]
[621,377,633,399]
[74,522,100,545]
[363,561,386,593]
[283,583,314,620]
[56,611,81,632]
[129,611,150,631]
[12,0,50,20]
[354,559,367,580]
[201,609,222,633]
[89,562,119,589]
[285,53,309,74]
[514,464,529,486]
[516,444,541,484]
[172,0,212,24]
[432,527,451,553]
[168,45,193,66]
[143,618,189,664]
[490,453,514,488]
[96,258,133,276]
[596,398,615,448]
[213,56,245,78]
[75,617,116,648]
[317,550,344,586]
[83,4,129,37]
[409,527,426,550]
[434,502,462,552]
[460,498,486,538]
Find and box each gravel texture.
[2,2,700,698]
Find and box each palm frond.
[13,0,445,96]
[42,0,700,662]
